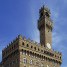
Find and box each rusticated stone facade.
[1,5,62,67]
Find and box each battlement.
[2,35,62,64]
[2,35,62,55]
[22,36,62,55]
[2,36,19,51]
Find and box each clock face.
[46,43,51,49]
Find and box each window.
[22,42,24,46]
[23,51,25,55]
[38,48,40,51]
[34,47,36,50]
[41,50,43,52]
[12,46,13,49]
[40,12,43,18]
[27,44,29,47]
[30,60,33,64]
[45,12,50,17]
[23,58,27,64]
[31,46,33,48]
[60,56,61,59]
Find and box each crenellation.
[2,35,62,62]
[19,37,62,64]
[2,36,19,52]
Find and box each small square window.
[23,58,27,64]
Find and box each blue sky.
[0,0,67,67]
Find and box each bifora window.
[34,47,36,50]
[22,42,24,46]
[31,46,33,48]
[27,44,29,47]
[23,58,27,64]
[30,60,33,64]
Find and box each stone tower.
[38,5,53,49]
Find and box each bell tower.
[38,5,53,49]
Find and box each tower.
[38,5,53,49]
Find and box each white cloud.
[52,32,62,46]
[51,9,59,22]
[52,29,67,54]
[32,30,40,43]
[63,0,67,4]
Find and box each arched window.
[27,44,29,47]
[38,48,40,51]
[34,47,36,50]
[45,12,50,17]
[22,42,24,46]
[31,46,33,49]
